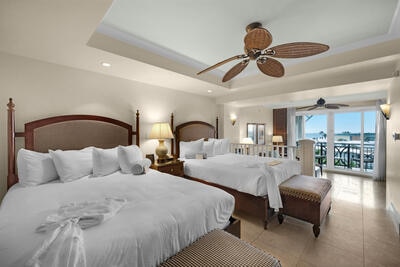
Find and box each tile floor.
[234,172,400,267]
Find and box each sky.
[305,111,376,134]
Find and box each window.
[296,109,376,174]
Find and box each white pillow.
[17,148,58,186]
[117,145,143,174]
[210,138,230,155]
[204,140,215,157]
[92,147,120,177]
[49,147,93,183]
[179,139,204,158]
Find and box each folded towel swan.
[28,198,127,267]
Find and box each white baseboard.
[388,202,400,235]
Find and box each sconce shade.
[241,137,254,144]
[149,123,174,139]
[272,135,283,143]
[380,104,390,120]
[149,122,174,162]
[230,114,237,126]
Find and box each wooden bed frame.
[173,115,274,229]
[6,98,140,190]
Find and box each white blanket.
[183,153,301,209]
[0,170,234,267]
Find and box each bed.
[174,118,301,229]
[0,99,235,267]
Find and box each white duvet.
[0,170,234,267]
[183,153,301,209]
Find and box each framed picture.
[246,123,265,145]
[257,124,265,145]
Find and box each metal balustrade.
[315,142,374,172]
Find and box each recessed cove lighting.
[207,90,212,93]
[101,62,111,67]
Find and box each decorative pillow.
[210,138,230,155]
[131,158,152,175]
[92,147,120,177]
[117,145,143,174]
[203,140,215,157]
[179,139,204,158]
[49,147,93,183]
[17,148,58,186]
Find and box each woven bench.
[278,175,332,238]
[159,229,281,267]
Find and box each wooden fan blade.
[297,105,316,110]
[222,60,249,82]
[268,42,329,58]
[308,106,319,111]
[197,55,247,75]
[325,104,340,109]
[328,103,349,107]
[257,57,284,77]
[244,27,272,51]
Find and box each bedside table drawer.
[151,160,184,177]
[158,164,184,176]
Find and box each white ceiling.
[1,0,400,109]
[98,0,397,76]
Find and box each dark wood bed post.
[170,113,174,156]
[7,98,16,189]
[216,116,219,138]
[135,110,140,146]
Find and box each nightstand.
[151,160,184,177]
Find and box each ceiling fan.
[197,22,329,82]
[297,98,349,111]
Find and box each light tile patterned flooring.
[234,172,400,267]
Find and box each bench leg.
[278,213,284,224]
[313,225,320,238]
[264,220,268,229]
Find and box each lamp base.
[155,139,168,162]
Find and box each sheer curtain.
[287,107,296,159]
[373,100,386,181]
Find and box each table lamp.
[272,135,283,145]
[149,122,174,162]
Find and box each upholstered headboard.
[174,121,217,157]
[7,98,140,189]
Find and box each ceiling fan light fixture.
[197,22,329,83]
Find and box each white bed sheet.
[183,153,301,207]
[0,170,234,267]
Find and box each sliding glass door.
[296,108,376,175]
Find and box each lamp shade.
[241,137,254,144]
[380,103,390,120]
[149,123,174,139]
[272,135,283,143]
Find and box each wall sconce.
[380,104,391,120]
[230,114,237,126]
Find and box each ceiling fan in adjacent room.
[197,22,329,83]
[297,98,349,111]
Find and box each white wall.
[237,106,274,144]
[387,75,400,225]
[0,52,217,200]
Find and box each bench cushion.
[160,229,281,267]
[279,175,331,203]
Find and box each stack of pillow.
[179,138,230,159]
[16,145,151,187]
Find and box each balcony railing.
[315,142,375,172]
[230,143,297,160]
